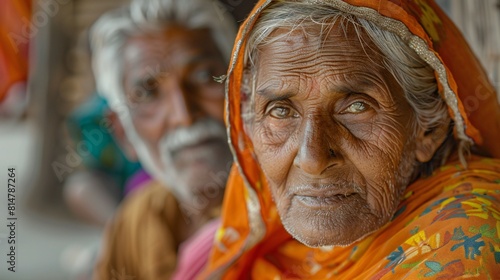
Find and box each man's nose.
[293,115,343,176]
[164,79,196,128]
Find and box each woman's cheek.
[365,180,396,218]
[252,120,298,186]
[253,118,298,148]
[337,113,379,142]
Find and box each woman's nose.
[293,116,342,176]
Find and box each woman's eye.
[269,106,297,119]
[344,101,368,113]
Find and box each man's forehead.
[123,26,216,65]
[127,25,212,43]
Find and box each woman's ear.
[106,111,138,161]
[415,121,449,163]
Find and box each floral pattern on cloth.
[370,167,500,279]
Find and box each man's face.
[248,23,419,247]
[122,26,232,208]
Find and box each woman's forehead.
[250,23,406,104]
[259,19,379,48]
[255,25,387,81]
[256,23,384,67]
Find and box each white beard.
[124,116,230,201]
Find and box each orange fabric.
[201,0,500,279]
[0,0,31,102]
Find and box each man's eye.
[344,101,368,113]
[269,106,297,119]
[191,69,213,84]
[143,77,159,90]
[129,87,157,103]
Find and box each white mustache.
[159,118,227,154]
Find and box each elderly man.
[201,0,500,279]
[89,0,236,279]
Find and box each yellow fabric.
[93,182,185,280]
[201,0,500,279]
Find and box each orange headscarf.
[0,0,31,102]
[201,0,500,279]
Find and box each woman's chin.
[280,198,386,247]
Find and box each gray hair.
[242,1,459,175]
[90,0,237,114]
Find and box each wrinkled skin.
[248,23,427,247]
[121,26,232,215]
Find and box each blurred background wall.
[436,0,500,92]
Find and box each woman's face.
[248,23,419,247]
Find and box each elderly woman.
[200,0,500,278]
